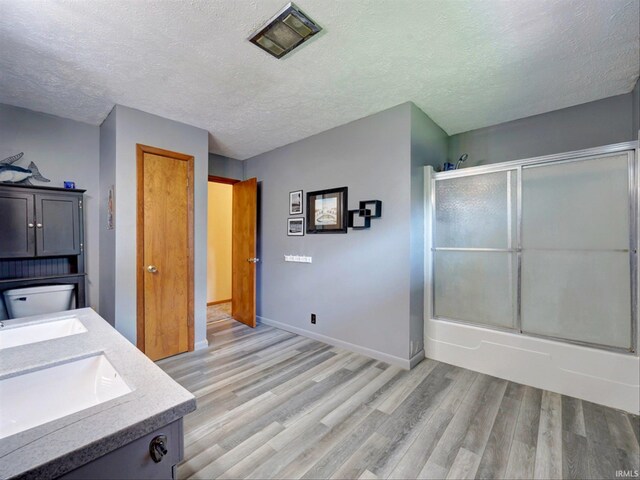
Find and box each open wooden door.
[232,178,258,327]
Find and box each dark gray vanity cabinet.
[60,419,184,480]
[34,193,82,256]
[0,190,35,257]
[0,184,87,308]
[0,188,82,258]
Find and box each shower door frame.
[430,141,639,354]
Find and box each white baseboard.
[258,316,415,369]
[425,318,640,414]
[194,338,209,351]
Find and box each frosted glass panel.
[435,171,516,248]
[521,250,631,349]
[522,154,630,250]
[434,251,515,328]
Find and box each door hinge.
[80,243,83,252]
[79,200,83,208]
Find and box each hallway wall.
[207,182,232,303]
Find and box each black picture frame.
[287,217,305,236]
[289,190,303,215]
[306,187,348,234]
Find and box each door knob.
[28,223,34,228]
[36,223,43,228]
[247,258,260,263]
[147,265,158,273]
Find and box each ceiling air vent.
[249,2,322,59]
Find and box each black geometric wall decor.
[359,200,382,218]
[348,209,371,229]
[348,200,382,230]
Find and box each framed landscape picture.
[289,190,303,215]
[306,187,348,234]
[287,217,305,236]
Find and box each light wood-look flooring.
[158,318,640,479]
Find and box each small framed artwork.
[289,190,303,215]
[306,187,348,234]
[288,217,305,236]
[107,185,115,230]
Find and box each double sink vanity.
[0,308,196,479]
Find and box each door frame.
[208,175,240,186]
[136,144,195,354]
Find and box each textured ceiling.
[0,0,638,159]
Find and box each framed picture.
[289,190,303,215]
[306,187,348,234]
[107,185,115,230]
[288,217,305,236]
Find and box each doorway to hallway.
[207,175,258,328]
[207,176,234,316]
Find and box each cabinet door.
[0,191,35,258]
[35,194,80,256]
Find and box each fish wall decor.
[0,153,51,185]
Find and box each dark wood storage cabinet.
[0,184,86,309]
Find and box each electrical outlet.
[311,313,316,324]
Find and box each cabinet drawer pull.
[149,435,168,463]
[28,223,34,228]
[36,223,43,228]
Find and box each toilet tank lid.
[3,284,75,296]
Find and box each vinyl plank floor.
[475,383,524,479]
[158,318,640,480]
[533,390,563,479]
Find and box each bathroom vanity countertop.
[0,308,196,479]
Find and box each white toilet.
[3,285,75,319]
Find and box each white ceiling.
[0,1,638,160]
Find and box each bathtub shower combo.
[423,141,639,413]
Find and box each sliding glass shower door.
[431,146,637,352]
[433,170,517,329]
[520,153,633,349]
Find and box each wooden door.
[232,178,257,327]
[35,193,80,256]
[137,145,194,361]
[0,190,35,258]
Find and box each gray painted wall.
[99,105,209,349]
[209,153,244,180]
[98,108,116,325]
[0,104,100,319]
[449,92,636,167]
[409,105,449,356]
[245,102,438,366]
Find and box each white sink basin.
[0,316,87,350]
[0,354,132,439]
